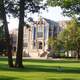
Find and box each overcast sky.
[7,6,70,31]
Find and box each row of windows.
[32,26,48,39]
[24,26,48,40]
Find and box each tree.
[68,18,80,58]
[14,0,45,68]
[59,28,71,57]
[15,0,25,68]
[48,37,63,57]
[59,17,80,58]
[47,0,80,58]
[47,0,80,17]
[48,17,80,59]
[0,0,13,67]
[0,0,46,68]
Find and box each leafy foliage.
[48,37,64,54]
[59,17,80,58]
[47,0,80,16]
[4,0,46,18]
[48,17,80,58]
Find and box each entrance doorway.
[38,42,42,49]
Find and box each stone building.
[10,17,60,58]
[23,17,60,58]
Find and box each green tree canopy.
[48,17,80,58]
[59,17,80,58]
[47,0,80,16]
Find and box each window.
[44,26,47,40]
[37,26,43,38]
[33,27,36,40]
[23,42,28,47]
[37,32,43,37]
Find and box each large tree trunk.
[15,0,25,68]
[1,0,13,67]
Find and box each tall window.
[37,26,43,38]
[23,42,28,48]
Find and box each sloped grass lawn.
[0,58,80,80]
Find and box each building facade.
[10,17,60,58]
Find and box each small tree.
[48,37,63,57]
[59,17,80,58]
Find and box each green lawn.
[0,58,80,80]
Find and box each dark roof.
[44,18,60,28]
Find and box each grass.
[0,58,80,80]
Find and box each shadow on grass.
[25,65,80,74]
[47,78,76,80]
[23,59,80,64]
[0,58,80,74]
[0,76,19,80]
[0,63,80,74]
[0,57,8,61]
[0,57,80,63]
